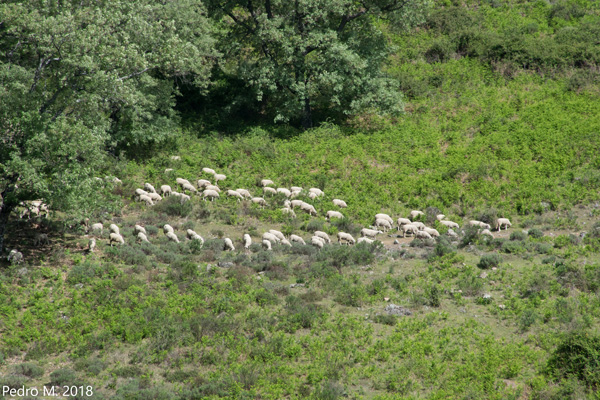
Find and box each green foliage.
[478,254,502,269]
[154,196,193,217]
[510,231,528,241]
[528,228,545,238]
[547,332,600,389]
[12,363,44,378]
[49,368,79,386]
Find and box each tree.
[0,0,218,254]
[207,0,430,128]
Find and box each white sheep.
[197,179,211,189]
[375,218,392,232]
[263,187,277,196]
[135,188,148,198]
[361,228,382,238]
[300,202,317,216]
[261,179,274,187]
[137,232,150,243]
[290,235,306,245]
[139,194,155,206]
[436,214,446,221]
[90,223,103,235]
[202,167,216,175]
[109,224,120,234]
[244,234,252,249]
[415,230,432,239]
[134,225,147,235]
[148,192,162,202]
[400,224,418,237]
[447,229,458,238]
[164,168,174,173]
[290,200,304,208]
[262,232,280,243]
[326,210,344,220]
[176,178,191,187]
[375,213,393,224]
[251,197,267,208]
[283,200,291,208]
[269,230,286,241]
[161,185,172,196]
[109,233,125,246]
[311,236,324,249]
[144,183,157,193]
[357,237,374,244]
[481,229,493,237]
[337,232,356,245]
[88,238,96,253]
[440,220,459,229]
[495,218,512,231]
[8,249,24,264]
[163,224,174,234]
[332,199,348,208]
[308,192,318,200]
[308,188,324,197]
[397,218,412,231]
[182,183,198,194]
[469,220,491,230]
[180,194,191,203]
[262,239,272,251]
[166,231,180,243]
[205,185,221,193]
[314,231,331,244]
[236,189,252,198]
[170,156,181,160]
[290,186,303,192]
[203,190,220,201]
[281,207,296,218]
[410,210,425,220]
[34,233,49,247]
[186,229,199,240]
[226,190,244,201]
[281,238,292,247]
[411,221,426,231]
[277,188,291,197]
[223,238,235,251]
[214,174,226,183]
[290,190,301,198]
[424,227,440,238]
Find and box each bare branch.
[117,67,151,81]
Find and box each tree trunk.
[302,96,313,129]
[0,202,13,256]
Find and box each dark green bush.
[535,243,553,255]
[145,224,158,235]
[113,365,144,378]
[510,231,528,241]
[154,195,192,217]
[105,245,149,266]
[528,228,544,238]
[554,234,571,248]
[74,357,106,376]
[13,362,44,378]
[49,368,79,386]
[501,240,525,254]
[547,332,600,389]
[434,236,456,257]
[425,38,455,63]
[478,253,502,269]
[305,219,324,232]
[67,260,120,285]
[519,309,538,332]
[374,314,397,326]
[0,374,28,389]
[115,378,176,400]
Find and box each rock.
[384,297,390,302]
[384,304,412,316]
[479,272,488,279]
[483,293,492,299]
[16,267,28,276]
[290,283,305,288]
[498,304,506,310]
[393,239,399,244]
[74,283,84,289]
[170,156,181,160]
[218,262,234,268]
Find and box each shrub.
[478,253,502,269]
[519,309,538,332]
[547,332,600,389]
[105,245,149,266]
[49,368,79,386]
[510,231,528,241]
[113,365,144,378]
[145,224,158,236]
[0,375,28,389]
[535,243,553,255]
[501,240,526,254]
[434,236,456,257]
[528,228,544,238]
[374,314,397,326]
[13,363,44,378]
[305,219,324,232]
[154,195,192,217]
[74,358,106,377]
[554,234,571,248]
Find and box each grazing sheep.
[308,192,318,200]
[227,189,244,201]
[137,232,150,243]
[357,237,374,244]
[269,230,286,241]
[410,210,425,220]
[262,239,272,250]
[411,221,426,231]
[135,188,148,198]
[311,236,324,249]
[109,233,125,246]
[88,238,96,253]
[314,231,331,244]
[176,178,191,187]
[447,229,458,238]
[180,194,191,203]
[148,192,162,202]
[277,188,292,197]
[400,224,418,237]
[8,249,24,264]
[243,234,252,249]
[236,189,252,198]
[469,220,492,230]
[164,168,174,173]
[326,210,344,220]
[281,207,296,218]
[263,187,277,196]
[186,229,199,240]
[262,232,280,243]
[440,220,460,229]
[223,238,235,251]
[375,218,392,232]
[415,230,432,239]
[337,232,356,245]
[309,188,324,197]
[291,186,303,192]
[197,179,211,189]
[163,224,174,234]
[397,218,412,231]
[182,183,198,194]
[171,191,181,197]
[290,200,304,208]
[139,194,155,206]
[281,238,292,247]
[424,227,440,238]
[495,218,512,231]
[109,224,120,234]
[290,190,302,198]
[481,229,493,237]
[90,223,103,235]
[375,214,393,224]
[361,228,382,238]
[290,235,306,245]
[300,202,317,216]
[161,185,172,196]
[205,185,221,193]
[144,183,157,193]
[214,174,226,183]
[203,190,220,201]
[332,199,348,208]
[436,214,446,221]
[170,156,181,160]
[261,179,274,187]
[251,197,267,208]
[202,167,216,175]
[283,200,291,208]
[166,231,180,243]
[134,225,147,235]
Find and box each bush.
[105,245,149,266]
[374,314,397,326]
[554,234,571,248]
[50,368,79,386]
[434,236,456,257]
[510,231,528,241]
[501,240,526,254]
[154,195,192,217]
[547,332,600,389]
[13,363,44,378]
[478,253,502,269]
[528,228,544,238]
